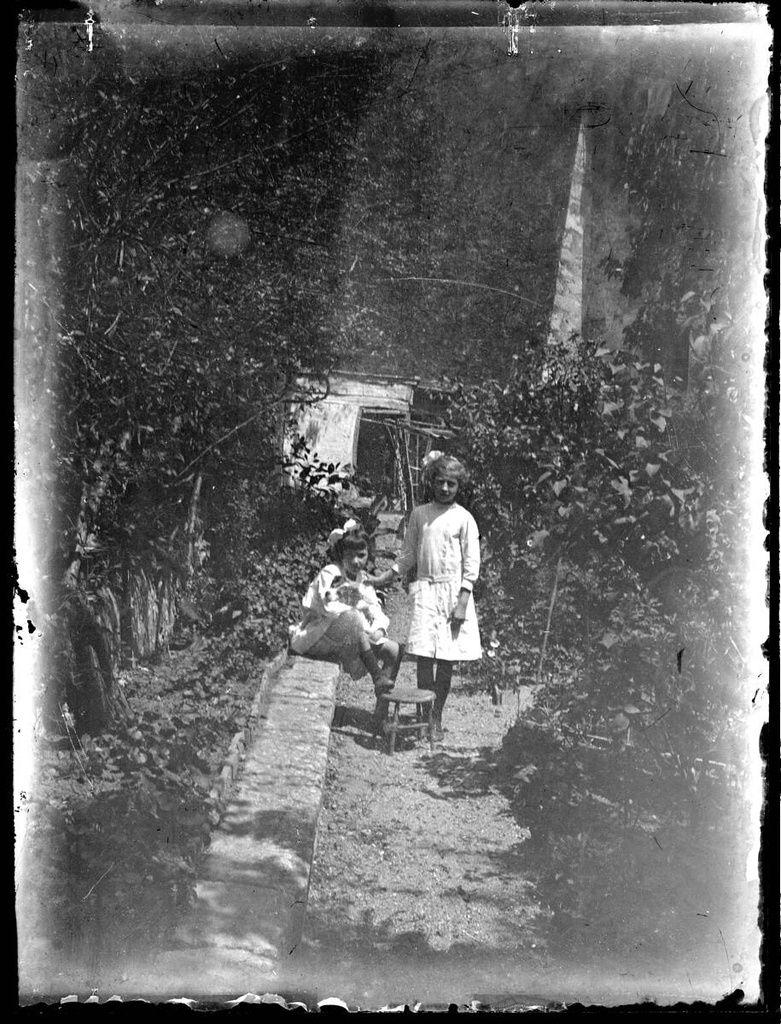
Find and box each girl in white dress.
[375,453,482,738]
[290,521,401,695]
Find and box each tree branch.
[377,276,545,307]
[172,392,289,482]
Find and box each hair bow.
[327,518,359,547]
[422,450,444,470]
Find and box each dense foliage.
[442,325,757,950]
[18,29,398,731]
[435,62,763,938]
[29,633,265,960]
[25,35,390,570]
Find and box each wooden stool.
[373,687,436,755]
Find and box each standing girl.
[289,520,400,695]
[377,452,482,738]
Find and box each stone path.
[122,655,340,1000]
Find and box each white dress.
[394,502,482,661]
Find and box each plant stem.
[536,555,563,686]
[186,471,203,576]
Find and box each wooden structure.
[373,687,436,755]
[286,371,453,513]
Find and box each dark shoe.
[371,697,386,721]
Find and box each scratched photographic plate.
[15,0,771,1010]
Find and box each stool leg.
[372,700,384,745]
[427,700,435,752]
[388,702,400,756]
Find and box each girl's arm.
[322,595,355,617]
[366,568,397,588]
[460,511,481,588]
[451,513,480,625]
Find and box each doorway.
[355,414,400,501]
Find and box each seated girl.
[289,520,401,696]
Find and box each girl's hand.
[368,569,397,588]
[450,597,468,632]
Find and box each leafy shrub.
[29,633,269,961]
[198,471,347,655]
[212,534,334,657]
[284,435,355,499]
[443,330,756,957]
[498,702,750,957]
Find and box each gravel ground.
[288,517,760,1009]
[290,553,552,1008]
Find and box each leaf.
[635,434,650,448]
[552,480,567,497]
[690,335,711,359]
[599,631,619,649]
[595,449,620,469]
[526,529,549,549]
[671,487,694,502]
[610,477,632,502]
[513,764,538,784]
[645,463,661,478]
[650,415,668,432]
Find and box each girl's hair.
[423,453,470,487]
[330,524,370,562]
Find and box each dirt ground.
[288,570,759,1010]
[290,578,557,1008]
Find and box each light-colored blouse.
[393,502,480,589]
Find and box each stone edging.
[208,647,289,812]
